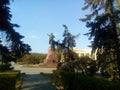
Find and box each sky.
[10,0,91,53]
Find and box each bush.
[0,70,21,90]
[52,70,64,89]
[52,70,120,90]
[0,63,13,72]
[18,53,47,64]
[0,75,16,90]
[60,56,97,76]
[74,74,120,90]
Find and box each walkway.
[21,74,57,90]
[13,64,57,90]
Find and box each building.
[73,48,96,60]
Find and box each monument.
[44,33,58,65]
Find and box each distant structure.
[44,33,96,65]
[44,33,58,65]
[44,48,57,64]
[73,48,96,60]
[48,33,55,50]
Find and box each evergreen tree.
[0,0,31,65]
[81,0,120,80]
[62,25,79,62]
[62,24,78,49]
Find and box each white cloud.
[31,35,38,39]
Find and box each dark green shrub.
[0,63,13,72]
[61,71,75,90]
[52,70,64,89]
[60,56,97,76]
[52,70,120,90]
[74,74,120,90]
[0,70,21,90]
[0,75,16,90]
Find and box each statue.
[48,33,55,50]
[44,33,58,65]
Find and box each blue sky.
[10,0,91,53]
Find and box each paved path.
[21,74,57,90]
[13,64,57,90]
[14,64,56,74]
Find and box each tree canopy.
[81,0,120,80]
[0,0,31,64]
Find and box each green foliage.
[0,63,13,72]
[49,25,80,63]
[97,50,119,80]
[115,0,120,9]
[60,56,97,76]
[56,50,80,70]
[78,57,97,76]
[52,70,120,90]
[81,0,120,79]
[0,70,21,90]
[52,70,64,90]
[56,45,63,62]
[62,25,77,49]
[61,25,80,62]
[19,53,47,64]
[62,49,79,62]
[0,75,16,90]
[0,0,31,65]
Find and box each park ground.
[13,64,57,90]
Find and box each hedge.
[0,70,21,90]
[52,70,120,90]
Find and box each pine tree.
[81,0,120,80]
[62,25,76,49]
[0,0,31,65]
[62,25,79,62]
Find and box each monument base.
[44,48,58,65]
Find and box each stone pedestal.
[44,48,57,64]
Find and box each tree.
[62,25,80,62]
[0,0,31,70]
[62,25,76,49]
[115,0,120,9]
[81,0,120,80]
[19,53,47,64]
